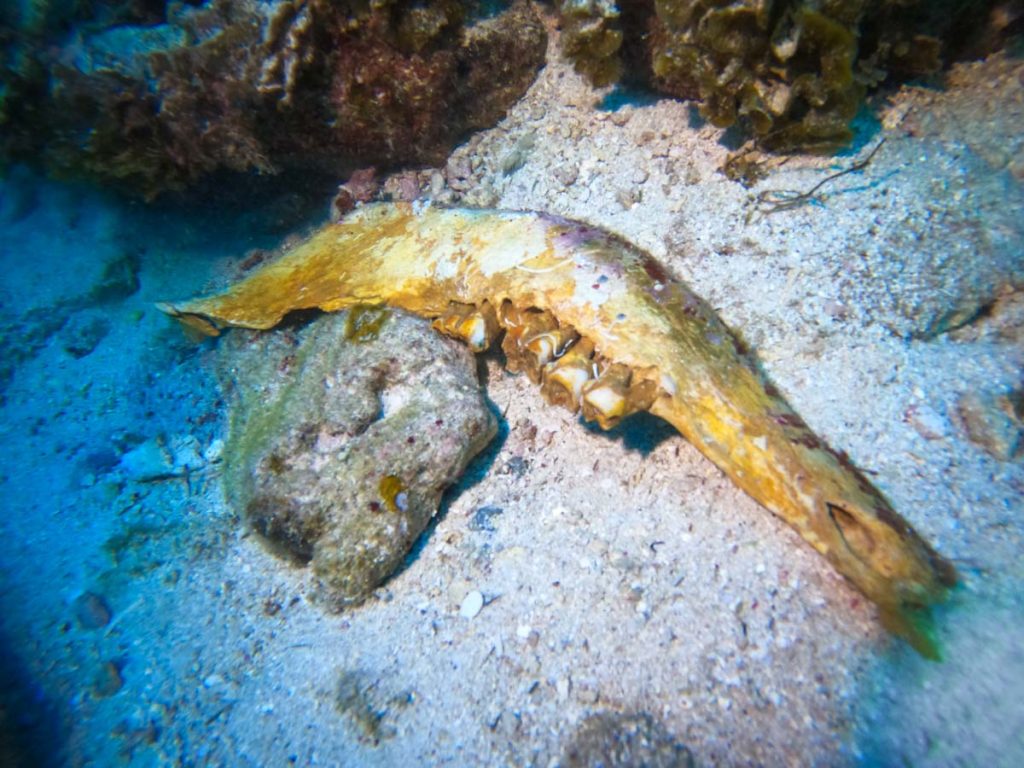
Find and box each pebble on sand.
[459,590,484,619]
[73,591,112,630]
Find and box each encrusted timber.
[158,203,957,659]
[433,298,658,430]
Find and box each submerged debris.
[164,202,958,656]
[216,309,496,608]
[751,140,886,218]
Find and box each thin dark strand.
[755,139,887,216]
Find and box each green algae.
[378,474,406,513]
[649,2,863,151]
[558,0,624,87]
[344,305,391,343]
[557,0,1009,152]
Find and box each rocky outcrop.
[555,0,1018,151]
[2,0,546,198]
[215,309,497,608]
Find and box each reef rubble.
[214,308,497,608]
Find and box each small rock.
[73,591,112,629]
[616,187,641,209]
[331,168,379,222]
[575,683,600,705]
[469,505,503,532]
[428,170,446,197]
[219,310,496,608]
[553,164,579,187]
[203,438,225,463]
[957,390,1023,461]
[168,434,204,472]
[94,660,124,697]
[904,403,948,441]
[383,171,422,202]
[118,437,175,481]
[556,676,571,701]
[459,590,484,619]
[86,251,141,304]
[823,299,851,321]
[516,624,533,640]
[445,156,474,191]
[60,314,110,359]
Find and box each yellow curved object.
[159,202,957,657]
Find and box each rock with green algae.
[555,0,1013,151]
[215,308,496,608]
[1,0,546,197]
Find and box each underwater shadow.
[580,410,678,457]
[0,628,67,768]
[597,85,662,112]
[395,352,679,579]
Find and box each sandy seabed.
[1,17,1023,768]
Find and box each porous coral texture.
[555,0,1012,151]
[216,309,496,608]
[557,0,624,86]
[4,0,546,197]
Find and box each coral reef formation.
[0,0,546,197]
[161,202,957,657]
[556,0,1017,150]
[215,308,496,608]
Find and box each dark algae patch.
[555,0,1016,150]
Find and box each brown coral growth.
[2,0,546,197]
[556,0,1015,151]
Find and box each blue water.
[0,167,331,766]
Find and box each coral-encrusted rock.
[555,0,1011,151]
[216,309,496,608]
[5,0,545,197]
